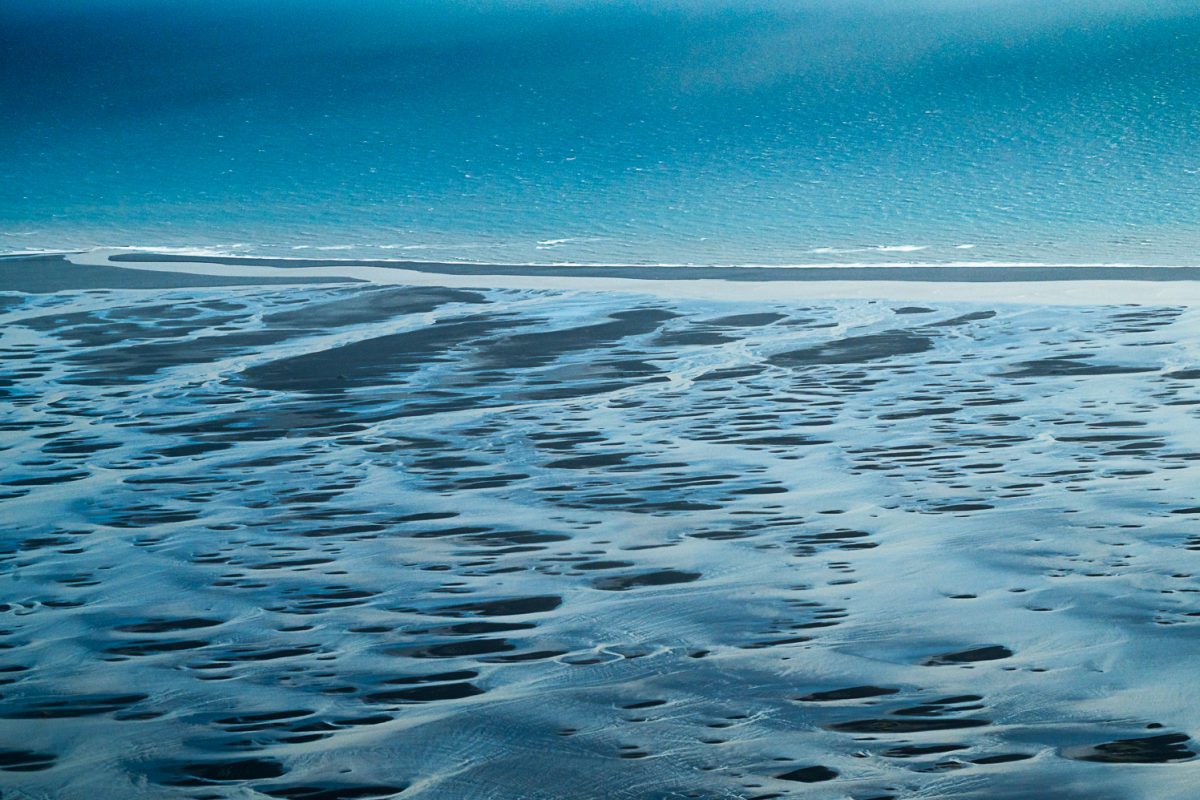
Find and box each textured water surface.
[3,276,1200,798]
[4,0,1200,264]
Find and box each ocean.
[3,0,1200,265]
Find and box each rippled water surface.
[3,272,1200,798]
[4,0,1200,264]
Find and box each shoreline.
[66,249,1200,305]
[105,250,1200,280]
[4,249,1200,304]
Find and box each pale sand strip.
[69,249,1200,305]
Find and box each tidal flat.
[2,262,1200,799]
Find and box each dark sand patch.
[0,749,57,772]
[770,332,933,366]
[0,254,351,293]
[1066,733,1196,764]
[262,286,485,329]
[592,570,702,591]
[428,596,563,618]
[923,646,1013,666]
[241,315,522,393]
[797,686,900,702]
[474,308,677,371]
[260,785,408,800]
[1006,356,1157,378]
[828,718,991,734]
[777,765,838,782]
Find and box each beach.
[2,252,1199,797]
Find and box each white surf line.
[68,249,1200,306]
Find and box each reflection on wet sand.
[2,271,1200,798]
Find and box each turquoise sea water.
[3,0,1200,264]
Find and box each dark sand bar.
[0,254,356,293]
[110,251,1200,283]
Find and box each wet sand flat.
[2,262,1200,799]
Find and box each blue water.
[4,0,1200,264]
